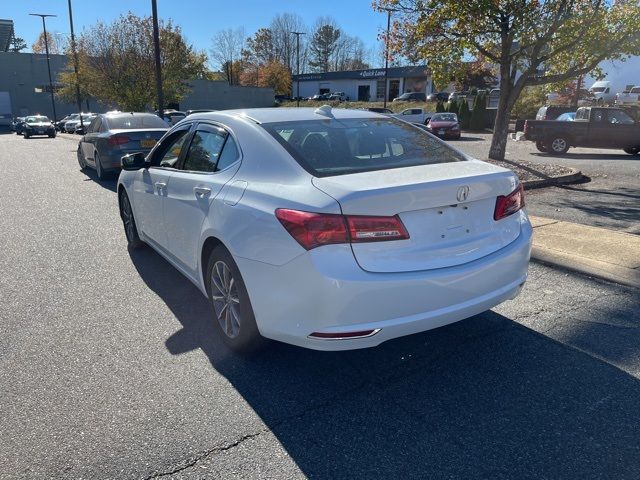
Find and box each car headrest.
[355,130,386,156]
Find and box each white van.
[588,81,615,104]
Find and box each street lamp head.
[29,13,57,18]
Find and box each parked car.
[556,112,576,121]
[535,105,574,120]
[77,112,169,180]
[393,92,427,102]
[328,92,348,101]
[186,109,216,116]
[425,112,461,139]
[392,107,433,124]
[365,107,393,114]
[615,86,640,106]
[310,93,331,101]
[65,113,95,134]
[524,106,640,154]
[448,91,468,102]
[116,107,532,352]
[426,92,450,102]
[162,110,187,126]
[22,115,56,138]
[56,114,76,132]
[11,116,25,134]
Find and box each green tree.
[458,99,471,129]
[9,35,27,52]
[32,31,66,54]
[470,92,487,130]
[308,20,341,72]
[68,13,207,111]
[375,0,640,160]
[447,98,458,114]
[435,101,445,113]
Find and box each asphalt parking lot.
[1,131,639,479]
[449,133,640,234]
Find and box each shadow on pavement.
[531,151,640,161]
[128,246,640,479]
[450,135,485,142]
[80,167,118,192]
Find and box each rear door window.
[181,129,227,173]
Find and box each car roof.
[187,107,385,124]
[103,112,158,118]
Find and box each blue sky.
[7,0,388,65]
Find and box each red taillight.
[494,184,525,221]
[108,134,130,146]
[275,209,409,250]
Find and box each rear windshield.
[431,113,457,122]
[262,117,464,177]
[107,114,167,129]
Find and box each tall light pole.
[151,0,164,119]
[66,0,83,128]
[30,13,57,121]
[291,31,305,107]
[383,9,393,108]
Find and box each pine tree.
[435,101,445,113]
[470,92,487,130]
[458,99,471,129]
[447,98,458,114]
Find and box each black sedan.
[22,116,56,138]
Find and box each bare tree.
[209,27,245,85]
[270,13,306,71]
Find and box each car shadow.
[129,246,640,478]
[80,167,118,192]
[451,135,486,142]
[531,152,640,161]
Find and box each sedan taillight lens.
[108,134,130,146]
[494,184,525,221]
[275,209,409,250]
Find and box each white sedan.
[117,106,532,352]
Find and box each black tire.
[548,136,570,155]
[77,146,86,170]
[119,190,145,249]
[623,147,639,155]
[23,132,29,139]
[206,246,265,353]
[95,152,107,180]
[535,140,548,152]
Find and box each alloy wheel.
[551,138,567,153]
[210,261,241,339]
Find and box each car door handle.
[194,187,212,198]
[154,182,166,191]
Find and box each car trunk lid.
[312,160,522,273]
[109,128,168,150]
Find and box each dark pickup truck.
[524,107,640,155]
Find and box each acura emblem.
[457,185,470,202]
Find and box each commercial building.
[0,19,13,52]
[0,52,274,120]
[292,65,432,101]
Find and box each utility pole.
[383,9,392,108]
[151,0,164,119]
[66,0,83,128]
[291,31,305,107]
[30,13,57,121]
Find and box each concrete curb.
[522,167,583,190]
[531,247,640,290]
[529,216,640,290]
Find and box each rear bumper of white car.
[236,212,533,351]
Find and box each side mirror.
[121,152,147,170]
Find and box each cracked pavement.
[1,132,639,479]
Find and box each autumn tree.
[64,13,207,111]
[376,0,640,160]
[32,31,66,54]
[257,60,292,95]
